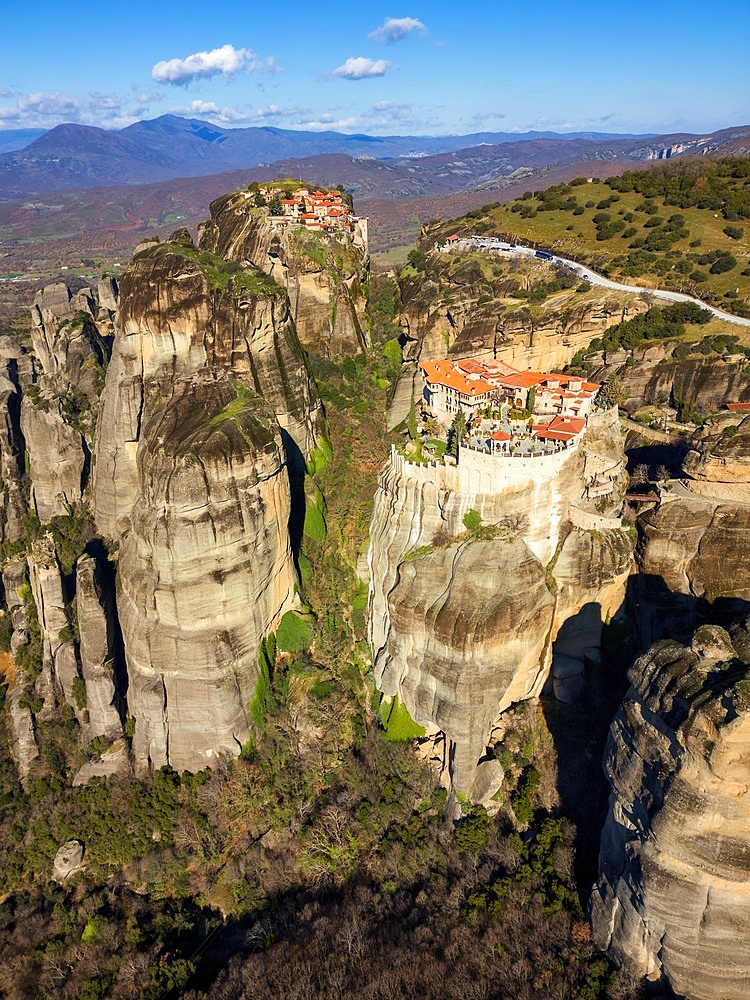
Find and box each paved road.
[450,240,750,329]
[510,246,750,329]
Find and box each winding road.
[455,240,750,329]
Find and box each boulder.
[53,840,85,881]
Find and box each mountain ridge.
[2,114,746,199]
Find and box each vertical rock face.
[368,409,633,793]
[115,373,295,772]
[93,239,322,535]
[20,399,87,522]
[634,421,750,644]
[21,281,112,522]
[76,553,121,739]
[0,339,29,543]
[26,534,80,720]
[591,622,750,1000]
[198,191,368,358]
[91,231,312,772]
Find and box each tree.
[527,385,536,414]
[407,397,418,442]
[406,249,427,272]
[447,410,467,457]
[656,464,671,483]
[268,197,284,216]
[629,463,650,487]
[724,225,744,241]
[600,375,627,407]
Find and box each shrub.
[724,225,744,240]
[455,806,490,855]
[462,509,483,532]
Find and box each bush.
[724,225,744,240]
[455,806,490,855]
[709,252,737,274]
[462,509,483,532]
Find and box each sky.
[1,1,748,137]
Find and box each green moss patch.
[378,695,426,742]
[276,612,313,654]
[141,241,283,299]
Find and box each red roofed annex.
[419,357,601,432]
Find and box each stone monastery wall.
[389,439,578,495]
[388,406,621,502]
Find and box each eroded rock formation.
[198,190,369,358]
[591,621,750,1000]
[368,407,633,793]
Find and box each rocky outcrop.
[21,398,87,522]
[53,839,85,881]
[633,417,750,644]
[76,553,121,739]
[93,237,322,535]
[683,414,750,488]
[26,534,81,721]
[0,339,29,543]
[198,190,368,358]
[591,621,750,1000]
[588,344,750,415]
[368,408,633,793]
[115,372,296,772]
[90,226,315,773]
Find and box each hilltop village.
[252,183,368,243]
[419,357,602,458]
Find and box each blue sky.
[1,1,748,136]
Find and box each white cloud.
[331,57,391,80]
[152,44,261,84]
[295,113,359,132]
[0,91,146,130]
[369,17,426,43]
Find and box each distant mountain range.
[5,115,748,199]
[0,118,748,271]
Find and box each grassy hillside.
[433,159,750,315]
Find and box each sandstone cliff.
[1,200,325,779]
[115,372,295,771]
[587,342,750,415]
[591,621,750,1000]
[198,190,368,358]
[90,230,317,772]
[633,416,750,644]
[93,235,322,535]
[368,407,633,794]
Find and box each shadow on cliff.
[280,429,306,560]
[625,438,690,478]
[85,537,129,720]
[541,575,750,901]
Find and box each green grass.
[303,491,327,543]
[378,695,426,742]
[276,612,313,654]
[436,164,750,311]
[137,241,283,298]
[208,383,259,426]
